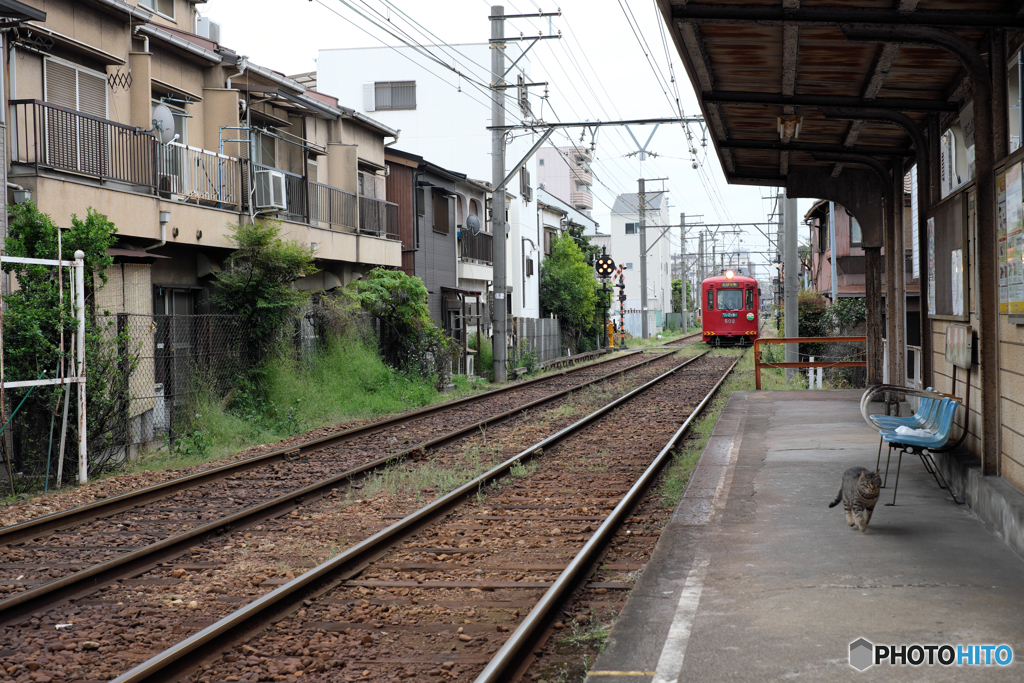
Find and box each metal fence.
[460,230,493,264]
[10,99,157,189]
[157,142,241,209]
[94,314,248,462]
[621,309,663,337]
[513,317,563,366]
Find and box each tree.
[540,233,598,351]
[2,202,126,485]
[352,268,452,388]
[213,219,318,361]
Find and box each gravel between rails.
[0,348,703,683]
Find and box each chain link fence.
[93,314,248,464]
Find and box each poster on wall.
[1008,162,1024,314]
[927,216,936,316]
[999,169,1008,314]
[952,249,963,316]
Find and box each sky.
[197,0,812,278]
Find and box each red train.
[701,269,760,345]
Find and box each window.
[539,158,545,166]
[850,217,863,246]
[526,257,534,277]
[625,222,638,234]
[717,289,743,311]
[520,166,532,202]
[433,190,452,234]
[746,289,754,310]
[544,229,554,255]
[707,288,713,311]
[254,130,277,168]
[375,81,416,110]
[45,58,107,118]
[140,0,174,18]
[625,262,633,269]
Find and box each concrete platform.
[586,390,1024,682]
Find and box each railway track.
[0,346,704,676]
[84,349,741,683]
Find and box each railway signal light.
[595,248,616,278]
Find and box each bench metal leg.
[882,444,895,488]
[885,448,904,506]
[919,452,964,505]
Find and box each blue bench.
[860,385,964,505]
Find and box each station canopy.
[658,0,1017,188]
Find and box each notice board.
[926,190,970,320]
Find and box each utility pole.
[680,212,687,330]
[638,178,649,339]
[490,5,508,382]
[784,190,799,382]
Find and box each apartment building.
[4,0,402,318]
[603,192,674,320]
[318,42,548,319]
[536,143,595,215]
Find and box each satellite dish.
[466,214,481,236]
[151,104,176,144]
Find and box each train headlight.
[725,270,735,279]
[747,312,755,321]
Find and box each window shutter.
[77,70,107,119]
[363,82,375,112]
[45,60,77,110]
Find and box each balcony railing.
[156,142,240,209]
[571,189,594,210]
[309,181,357,231]
[459,230,493,265]
[11,99,157,189]
[359,196,399,241]
[571,166,593,186]
[10,99,398,242]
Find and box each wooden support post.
[865,247,884,385]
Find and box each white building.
[599,192,675,323]
[317,43,546,318]
[536,143,595,215]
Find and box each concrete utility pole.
[639,178,649,339]
[784,191,799,382]
[680,212,687,330]
[829,201,838,303]
[490,5,508,382]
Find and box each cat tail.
[828,487,842,508]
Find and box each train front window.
[746,289,754,310]
[717,289,743,311]
[707,288,713,310]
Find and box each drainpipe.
[132,26,149,53]
[227,56,248,89]
[384,130,402,147]
[143,210,171,251]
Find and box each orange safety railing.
[754,336,867,389]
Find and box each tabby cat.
[828,467,882,532]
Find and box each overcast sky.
[199,0,811,276]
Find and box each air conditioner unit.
[254,169,287,211]
[157,173,179,198]
[196,17,222,44]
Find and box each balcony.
[11,99,397,242]
[459,230,493,265]
[571,165,593,186]
[571,189,594,210]
[358,195,400,241]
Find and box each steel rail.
[0,349,681,624]
[0,349,646,546]
[476,352,744,682]
[109,352,711,683]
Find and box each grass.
[348,442,503,503]
[129,334,490,474]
